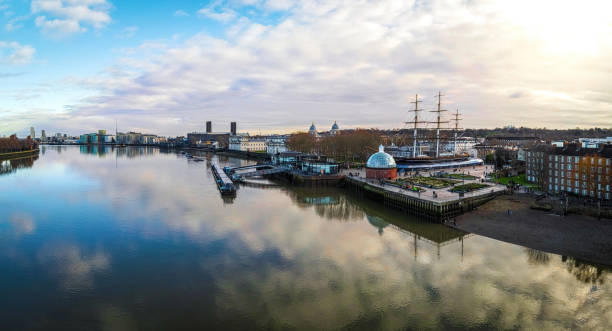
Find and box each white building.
[443,137,479,153]
[229,134,267,152]
[140,134,157,145]
[229,134,248,151]
[266,135,288,155]
[578,137,612,148]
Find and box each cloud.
[31,0,112,36]
[174,9,189,17]
[16,0,612,134]
[0,72,25,78]
[198,2,237,23]
[0,41,35,65]
[509,91,529,99]
[5,14,29,31]
[263,0,296,11]
[116,25,138,39]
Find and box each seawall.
[0,149,40,160]
[344,176,504,222]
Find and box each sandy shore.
[455,194,612,266]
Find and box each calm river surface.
[1,146,610,330]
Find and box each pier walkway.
[346,175,507,203]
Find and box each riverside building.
[526,143,612,200]
[228,134,267,152]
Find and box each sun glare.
[503,0,611,55]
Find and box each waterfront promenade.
[342,164,506,203]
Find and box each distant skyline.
[1,0,611,137]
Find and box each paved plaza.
[342,164,506,203]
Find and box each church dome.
[331,121,339,131]
[366,145,397,169]
[309,123,316,132]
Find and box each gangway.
[239,166,289,178]
[224,164,290,181]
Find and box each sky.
[0,0,611,137]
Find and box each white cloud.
[263,0,295,11]
[0,41,35,65]
[116,25,138,39]
[6,14,29,31]
[198,1,237,23]
[21,0,612,134]
[174,9,189,17]
[0,0,9,11]
[31,0,112,36]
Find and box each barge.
[211,163,236,195]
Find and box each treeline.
[0,135,38,154]
[464,127,612,140]
[287,130,382,162]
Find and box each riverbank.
[455,194,612,266]
[0,149,39,160]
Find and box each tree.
[286,129,381,162]
[0,134,38,153]
[286,132,316,154]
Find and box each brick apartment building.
[526,143,612,200]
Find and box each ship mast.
[429,91,449,158]
[406,94,426,158]
[452,109,463,155]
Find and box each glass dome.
[366,145,397,169]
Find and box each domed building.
[330,121,339,135]
[308,122,317,135]
[366,145,397,180]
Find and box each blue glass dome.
[309,123,316,132]
[366,145,397,169]
[331,121,339,131]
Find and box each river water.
[0,146,610,330]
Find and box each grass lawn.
[398,176,460,189]
[492,174,538,188]
[439,173,477,180]
[386,180,425,192]
[450,183,490,193]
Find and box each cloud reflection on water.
[4,146,610,329]
[37,243,110,291]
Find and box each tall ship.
[386,92,483,171]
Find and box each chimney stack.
[231,122,237,136]
[206,121,212,133]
